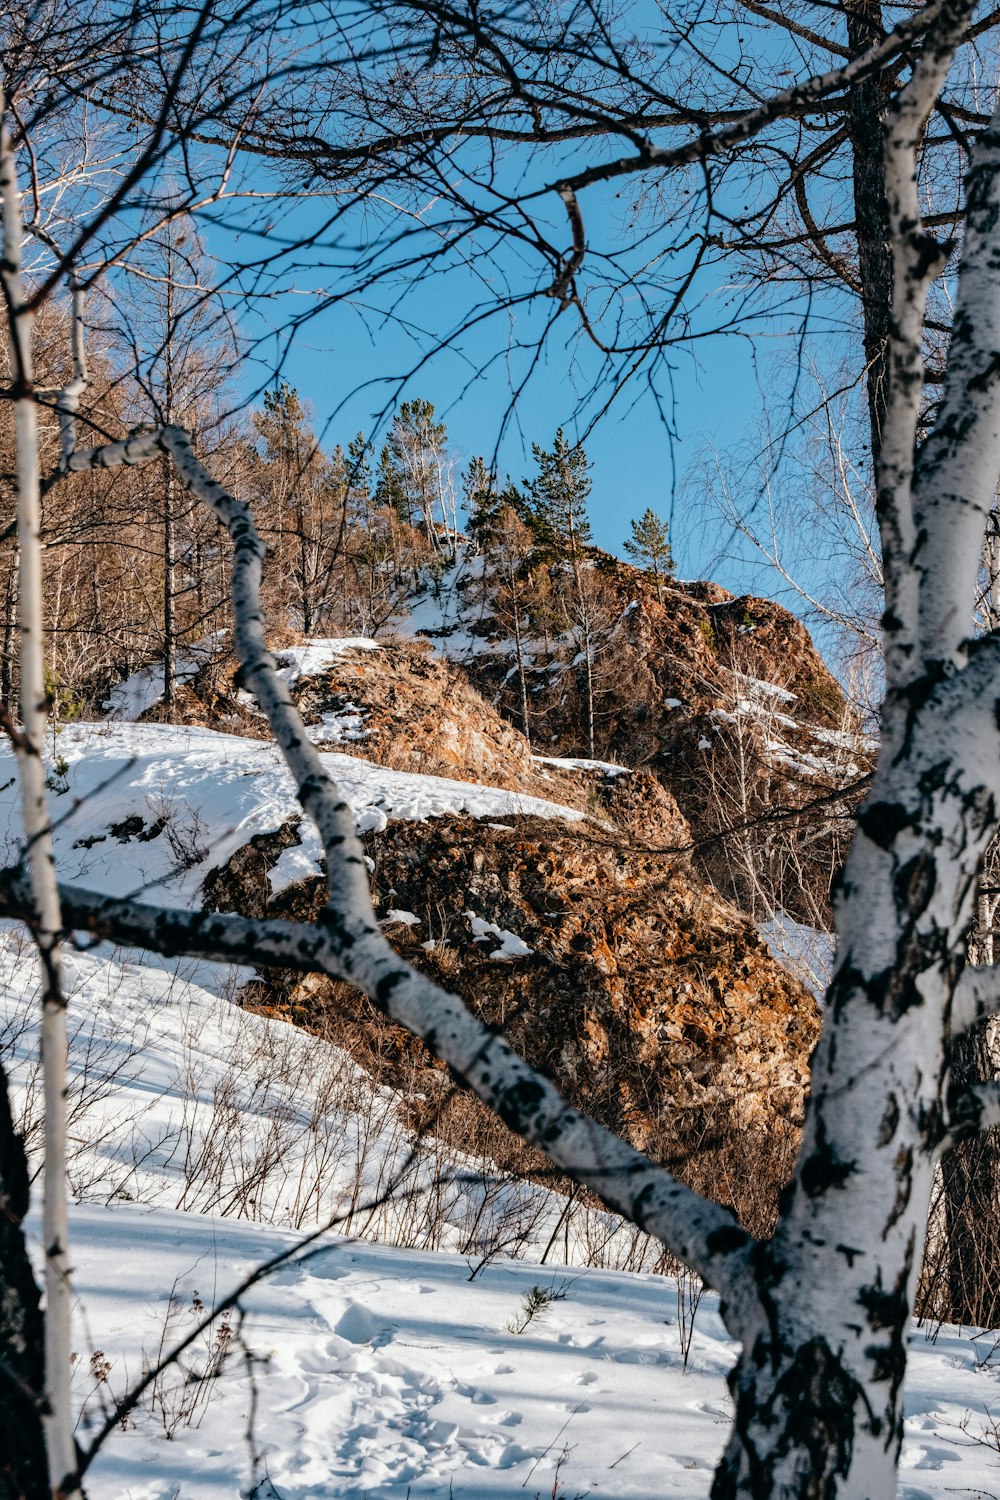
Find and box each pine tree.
[374,443,408,523]
[528,429,602,755]
[464,456,499,546]
[346,432,373,502]
[624,507,674,602]
[527,428,592,561]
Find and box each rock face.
[371,817,820,1140]
[208,807,820,1229]
[449,560,871,928]
[180,550,849,1227]
[293,639,539,788]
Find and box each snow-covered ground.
[1,920,999,1497]
[0,721,582,904]
[106,637,384,723]
[66,1202,739,1500]
[104,637,227,720]
[54,1175,1000,1500]
[758,912,836,1001]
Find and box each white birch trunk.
[0,101,76,1497]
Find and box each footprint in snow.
[455,1381,497,1405]
[909,1445,961,1470]
[482,1408,523,1428]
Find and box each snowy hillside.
[0,720,582,903]
[2,923,998,1500]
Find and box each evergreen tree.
[374,442,408,522]
[526,428,592,560]
[624,507,674,602]
[346,431,373,504]
[528,429,603,755]
[464,455,499,546]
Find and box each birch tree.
[9,2,1000,1498]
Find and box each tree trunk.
[713,643,998,1493]
[1,97,77,1496]
[845,0,893,458]
[0,1059,49,1500]
[1,540,18,709]
[163,458,177,717]
[512,595,531,743]
[939,1018,1000,1327]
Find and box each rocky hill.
[101,545,860,1229]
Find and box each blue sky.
[193,21,862,620]
[217,198,852,602]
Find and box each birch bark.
[0,100,76,1497]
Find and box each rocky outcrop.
[293,639,539,788]
[372,817,820,1138]
[149,549,851,1228]
[209,810,819,1223]
[442,557,869,927]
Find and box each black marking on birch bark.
[717,1337,859,1500]
[496,1078,547,1135]
[826,962,865,1022]
[878,1094,901,1147]
[907,229,949,281]
[961,783,995,838]
[858,1253,911,1416]
[705,1224,751,1256]
[915,759,955,798]
[893,853,936,921]
[858,801,911,849]
[866,959,920,1018]
[316,907,355,948]
[883,1145,913,1236]
[944,1079,987,1141]
[917,1098,943,1151]
[800,1125,856,1197]
[374,969,407,1009]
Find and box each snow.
[532,755,630,777]
[0,722,583,905]
[62,1201,742,1499]
[273,637,382,686]
[48,1188,1000,1500]
[104,636,226,721]
[729,672,796,704]
[308,703,369,745]
[385,909,421,926]
[0,923,996,1497]
[811,724,878,754]
[759,912,836,1001]
[766,739,856,779]
[465,911,534,960]
[711,680,864,782]
[105,638,384,723]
